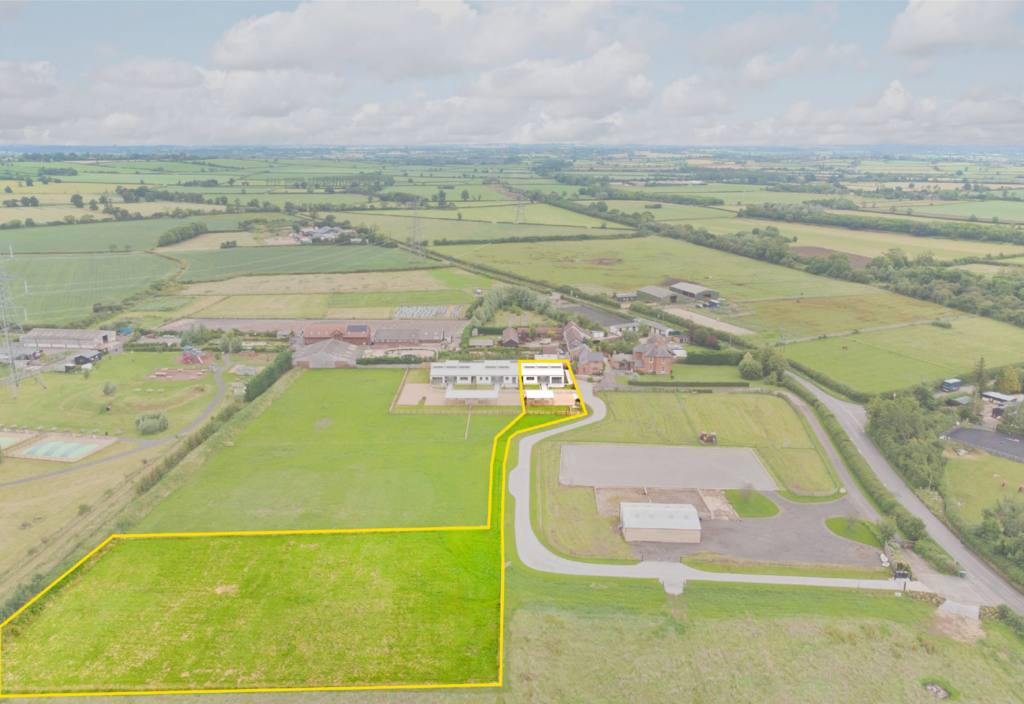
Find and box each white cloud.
[660,75,734,117]
[741,43,859,85]
[907,58,935,78]
[692,12,818,66]
[0,61,60,99]
[210,1,606,80]
[95,59,205,89]
[886,0,1022,56]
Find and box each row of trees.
[244,350,293,402]
[740,202,1024,246]
[156,222,208,247]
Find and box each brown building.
[304,323,371,346]
[610,353,634,371]
[293,339,362,369]
[500,326,520,347]
[573,346,605,375]
[372,328,449,347]
[633,332,674,375]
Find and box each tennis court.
[7,434,117,463]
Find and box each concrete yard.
[558,444,778,491]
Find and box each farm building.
[468,338,495,348]
[21,328,116,351]
[430,360,519,388]
[293,339,362,369]
[942,378,962,392]
[614,292,637,303]
[983,391,1018,405]
[637,286,677,304]
[608,318,675,337]
[562,321,590,349]
[572,346,605,375]
[303,323,371,346]
[946,395,971,407]
[373,328,449,347]
[669,282,719,301]
[633,332,674,375]
[73,350,102,366]
[500,326,520,347]
[0,345,41,364]
[620,503,701,543]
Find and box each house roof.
[983,391,1017,402]
[633,332,674,359]
[373,328,446,343]
[431,360,518,376]
[620,503,700,531]
[501,326,520,343]
[22,328,114,341]
[574,346,603,365]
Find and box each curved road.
[508,381,926,594]
[790,373,1024,612]
[0,354,232,488]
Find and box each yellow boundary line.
[0,360,587,698]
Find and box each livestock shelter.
[303,323,371,346]
[620,503,701,543]
[669,281,719,301]
[614,292,637,303]
[637,286,676,304]
[21,328,116,351]
[293,339,363,369]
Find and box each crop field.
[0,352,219,442]
[431,237,873,300]
[133,370,511,532]
[687,216,1020,261]
[177,245,436,282]
[7,253,177,323]
[786,317,1024,393]
[407,202,617,228]
[946,451,1024,524]
[739,294,950,339]
[179,268,493,296]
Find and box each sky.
[1,0,1024,146]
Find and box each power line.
[0,244,31,399]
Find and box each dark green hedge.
[629,380,749,388]
[788,358,872,403]
[685,351,744,366]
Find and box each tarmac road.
[507,381,927,594]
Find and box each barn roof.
[620,503,700,531]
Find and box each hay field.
[195,294,332,319]
[739,294,950,339]
[179,268,494,296]
[946,451,1024,524]
[133,370,511,532]
[785,317,1024,393]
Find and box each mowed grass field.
[0,531,502,693]
[133,370,511,532]
[786,317,1024,393]
[0,408,561,694]
[532,391,837,561]
[194,293,332,319]
[946,451,1024,524]
[0,352,219,443]
[177,245,437,282]
[739,294,950,339]
[9,253,177,324]
[179,268,495,296]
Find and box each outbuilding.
[293,339,362,369]
[637,286,677,305]
[620,503,701,543]
[21,328,116,351]
[669,281,719,301]
[942,378,962,393]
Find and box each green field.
[195,294,332,319]
[686,216,1021,261]
[337,211,623,243]
[588,200,733,221]
[134,370,511,532]
[177,245,436,282]
[786,317,1024,393]
[724,489,780,517]
[946,451,1024,524]
[0,531,501,693]
[327,289,475,308]
[8,253,177,324]
[740,294,949,340]
[0,214,279,254]
[0,351,219,443]
[431,236,872,300]
[922,200,1024,223]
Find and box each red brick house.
[572,345,605,375]
[633,332,674,375]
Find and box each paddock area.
[558,444,778,491]
[6,434,118,463]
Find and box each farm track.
[508,379,927,594]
